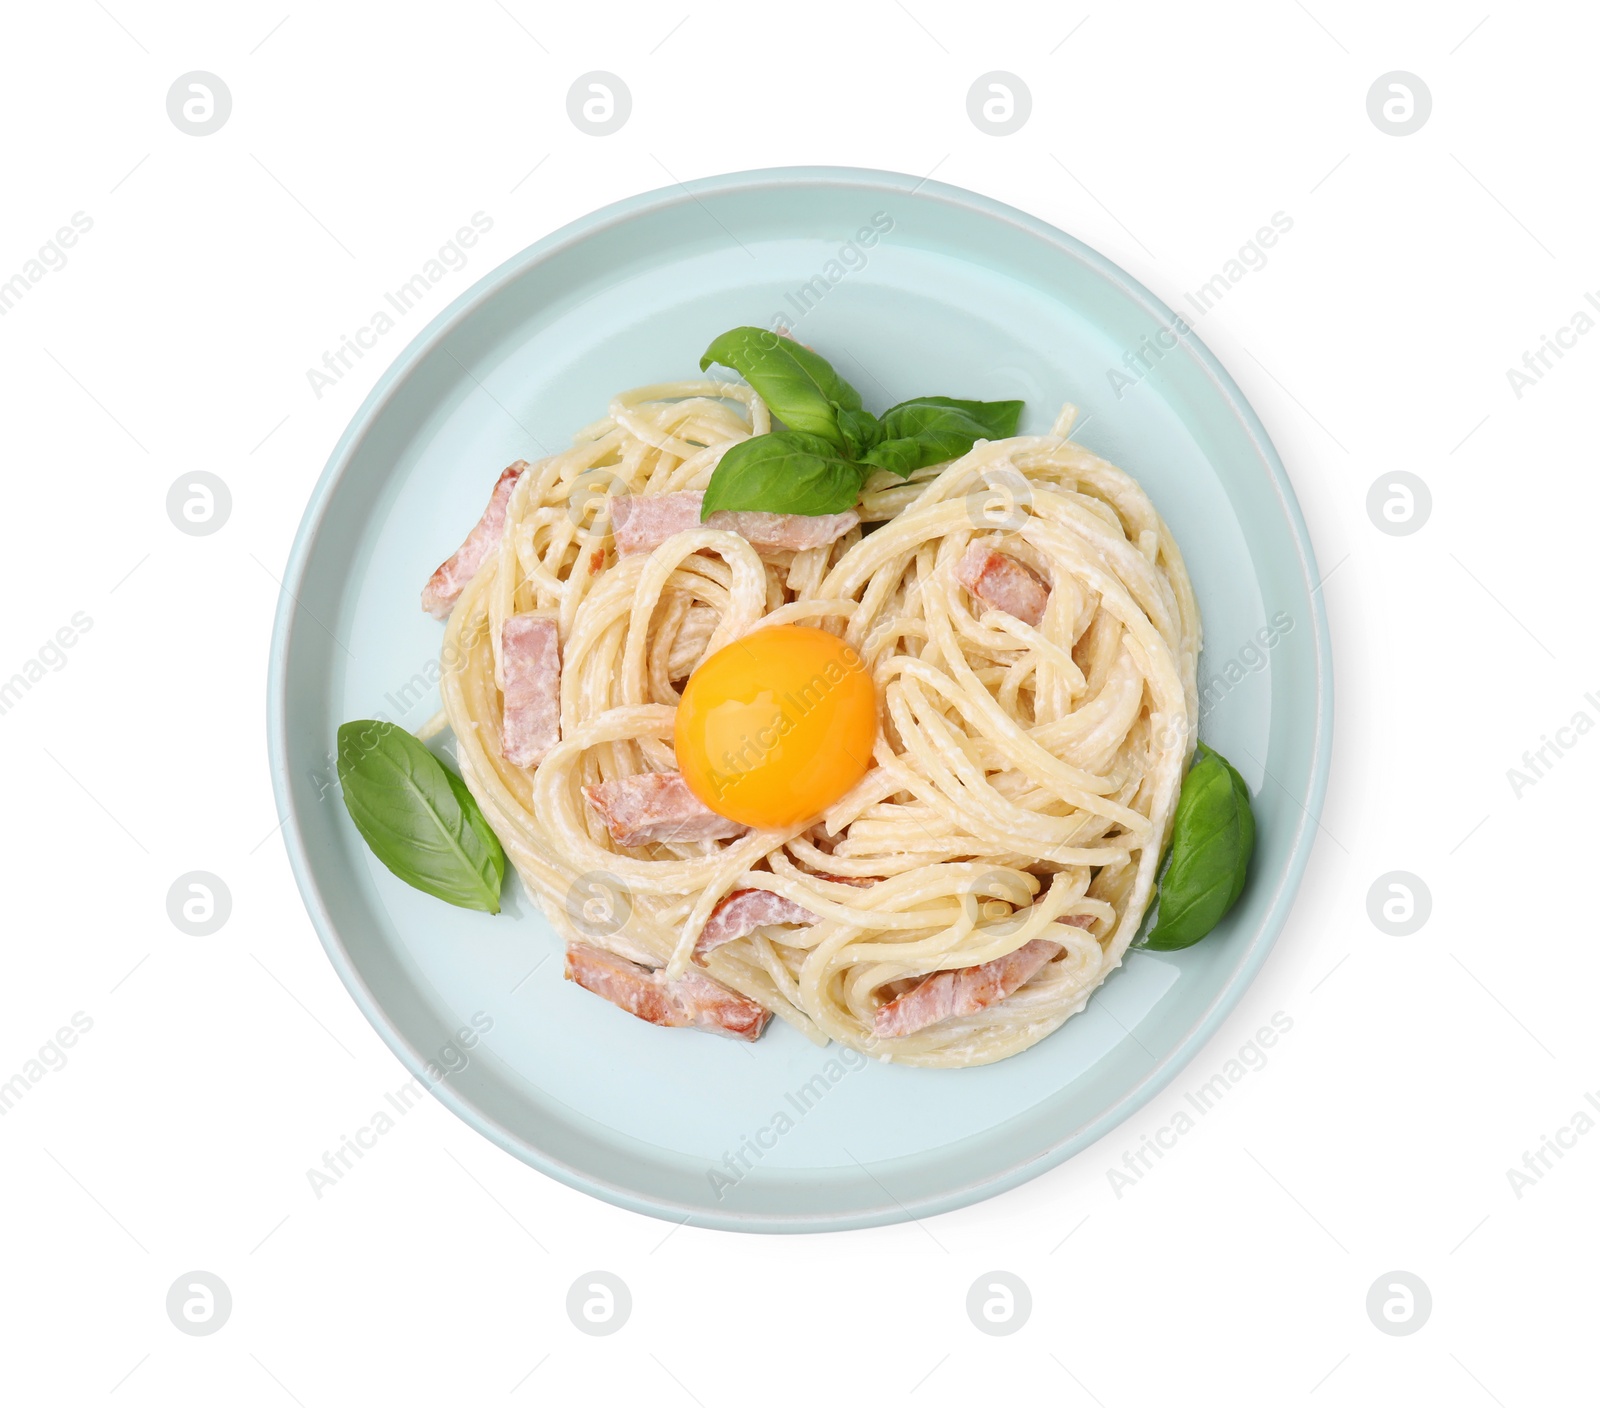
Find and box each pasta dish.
[336,328,1252,1069]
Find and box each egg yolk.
[675,624,877,830]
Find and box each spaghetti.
[438,379,1200,1067]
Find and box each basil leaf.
[835,406,883,461]
[697,332,1029,510]
[336,720,506,914]
[856,436,925,478]
[859,396,1025,476]
[700,327,863,446]
[1142,743,1255,950]
[882,396,1024,441]
[702,431,866,517]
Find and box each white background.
[2,1,1594,1402]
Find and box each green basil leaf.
[883,395,1024,440]
[857,436,926,478]
[835,406,883,461]
[336,720,506,914]
[1142,743,1255,950]
[1222,762,1253,910]
[859,396,1025,476]
[699,327,863,445]
[702,430,866,517]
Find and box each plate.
[268,166,1332,1231]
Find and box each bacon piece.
[499,615,560,767]
[873,938,1061,1039]
[695,888,818,958]
[611,489,858,557]
[583,772,747,847]
[610,491,702,553]
[717,505,859,552]
[871,916,1094,1039]
[954,541,1050,628]
[421,463,527,618]
[565,943,769,1041]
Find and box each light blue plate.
[268,167,1332,1231]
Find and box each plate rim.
[266,163,1334,1233]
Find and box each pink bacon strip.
[583,772,747,848]
[872,917,1094,1040]
[695,888,818,959]
[421,463,527,619]
[611,489,858,557]
[954,541,1050,629]
[499,615,561,768]
[565,943,769,1041]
